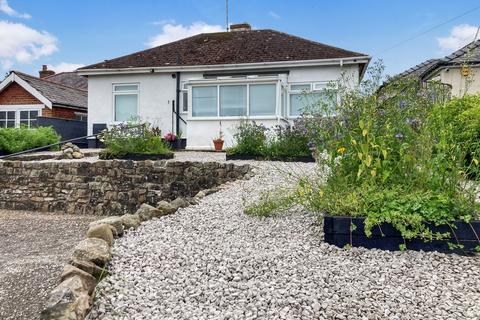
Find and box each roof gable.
[11,71,87,110]
[80,29,368,70]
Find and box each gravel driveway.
[0,210,99,320]
[88,161,480,320]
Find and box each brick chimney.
[39,65,55,78]
[230,23,251,32]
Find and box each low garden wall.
[0,160,250,215]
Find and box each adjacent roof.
[396,59,441,80]
[80,29,368,70]
[396,39,480,80]
[12,71,87,110]
[45,72,88,91]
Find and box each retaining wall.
[0,160,250,215]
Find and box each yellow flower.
[337,147,346,154]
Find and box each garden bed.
[99,153,174,161]
[324,215,480,255]
[226,154,315,162]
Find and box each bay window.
[113,84,138,122]
[191,82,278,118]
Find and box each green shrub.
[226,120,266,156]
[245,61,480,249]
[99,121,172,157]
[0,126,60,154]
[227,121,312,159]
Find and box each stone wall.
[0,160,250,215]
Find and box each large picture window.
[192,86,217,117]
[249,84,276,116]
[113,84,138,122]
[191,82,278,118]
[220,85,247,116]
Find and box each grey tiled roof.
[396,59,441,80]
[45,72,88,91]
[80,29,368,70]
[397,39,480,80]
[14,71,87,110]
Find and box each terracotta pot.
[213,139,224,151]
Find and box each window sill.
[188,116,279,121]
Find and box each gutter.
[77,56,371,76]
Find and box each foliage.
[227,120,267,156]
[246,60,480,249]
[99,120,172,157]
[227,120,312,159]
[0,126,60,154]
[244,189,295,217]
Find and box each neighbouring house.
[0,66,88,145]
[397,40,480,97]
[78,24,370,149]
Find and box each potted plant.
[213,122,224,151]
[163,132,177,149]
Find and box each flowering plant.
[164,132,177,142]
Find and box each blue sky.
[1,0,480,77]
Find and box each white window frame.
[288,81,338,118]
[112,83,139,123]
[0,104,43,128]
[189,79,280,120]
[180,81,188,114]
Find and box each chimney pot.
[39,65,55,79]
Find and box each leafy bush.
[0,126,60,154]
[227,120,312,159]
[226,120,267,157]
[99,121,171,157]
[246,61,480,249]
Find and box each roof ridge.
[13,70,87,93]
[443,39,480,62]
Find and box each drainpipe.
[175,71,180,137]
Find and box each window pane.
[290,92,337,116]
[20,111,28,119]
[0,120,5,127]
[182,91,188,112]
[291,84,310,91]
[7,120,15,128]
[30,120,37,128]
[220,85,247,116]
[0,112,5,120]
[192,86,217,117]
[249,84,276,116]
[20,120,29,126]
[114,84,138,92]
[29,111,38,118]
[114,94,138,122]
[7,111,15,119]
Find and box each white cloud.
[48,62,85,73]
[152,19,175,26]
[437,24,479,51]
[269,11,281,19]
[0,0,31,19]
[147,21,224,47]
[0,20,57,70]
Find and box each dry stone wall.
[0,160,250,215]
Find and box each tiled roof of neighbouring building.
[45,72,88,91]
[13,71,87,110]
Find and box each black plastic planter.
[324,216,480,255]
[226,154,315,162]
[99,153,174,161]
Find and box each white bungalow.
[78,23,370,149]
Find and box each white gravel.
[88,160,480,320]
